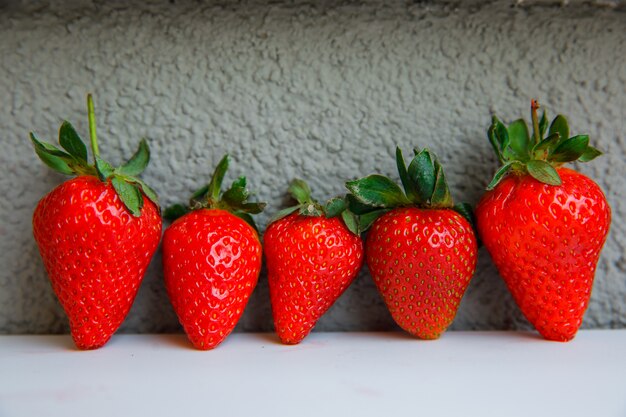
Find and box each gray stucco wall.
[1,0,624,335]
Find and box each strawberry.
[162,156,265,350]
[31,94,162,350]
[346,148,478,339]
[476,100,611,341]
[264,180,364,344]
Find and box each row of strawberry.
[31,95,611,350]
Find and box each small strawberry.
[162,156,265,350]
[346,148,478,339]
[264,180,364,344]
[31,94,162,350]
[476,100,611,341]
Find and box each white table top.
[1,331,625,417]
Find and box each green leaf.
[548,115,569,148]
[111,176,143,216]
[532,133,561,155]
[325,197,347,217]
[164,204,189,221]
[299,203,323,217]
[408,149,436,204]
[207,155,230,201]
[133,178,159,205]
[487,121,504,164]
[578,146,602,162]
[222,177,249,207]
[346,194,377,215]
[493,117,510,154]
[340,210,359,235]
[395,147,418,201]
[59,121,88,163]
[270,205,300,223]
[453,203,475,230]
[526,160,562,186]
[506,119,530,161]
[238,202,266,214]
[95,156,115,181]
[430,158,453,207]
[30,133,75,175]
[117,139,150,176]
[486,160,518,190]
[288,179,312,205]
[190,184,210,202]
[346,175,410,208]
[358,209,388,233]
[538,111,548,137]
[551,135,589,163]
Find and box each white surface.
[1,331,625,417]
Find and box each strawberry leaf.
[190,184,210,202]
[341,210,359,235]
[111,176,143,216]
[578,146,602,162]
[551,135,589,163]
[95,156,115,181]
[506,119,530,162]
[408,149,436,205]
[207,155,229,201]
[538,111,548,137]
[117,139,150,176]
[357,209,389,233]
[430,158,453,207]
[59,121,88,163]
[30,133,75,175]
[346,175,410,208]
[486,160,519,190]
[548,115,569,148]
[289,179,313,205]
[325,197,347,218]
[133,178,159,205]
[270,206,300,223]
[533,132,560,155]
[346,194,376,215]
[527,160,562,186]
[396,147,418,202]
[222,177,249,207]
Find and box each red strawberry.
[346,148,478,339]
[476,100,611,341]
[264,180,364,344]
[162,156,265,350]
[31,94,162,350]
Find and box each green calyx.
[30,94,158,217]
[486,100,602,190]
[345,147,475,231]
[163,154,266,232]
[271,179,364,236]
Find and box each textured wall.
[1,0,624,335]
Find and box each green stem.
[531,99,541,145]
[87,94,99,161]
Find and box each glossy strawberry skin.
[32,176,162,350]
[476,168,611,341]
[264,214,364,344]
[366,207,477,339]
[162,209,262,350]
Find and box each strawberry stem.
[87,94,100,161]
[531,99,541,145]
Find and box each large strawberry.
[476,100,611,341]
[162,156,265,350]
[346,148,478,339]
[31,94,162,350]
[264,180,364,344]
